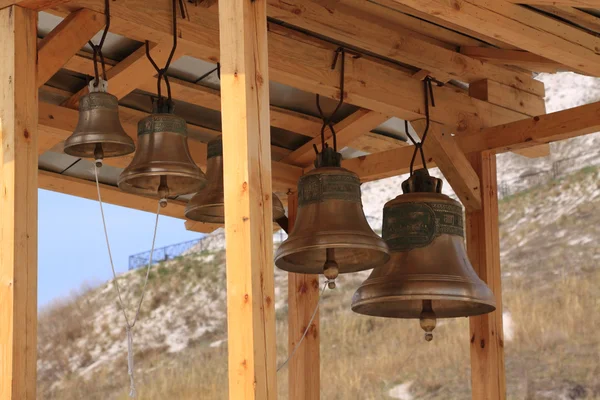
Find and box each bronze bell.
[185,138,286,224]
[64,80,135,162]
[118,103,207,200]
[352,169,496,341]
[275,147,390,286]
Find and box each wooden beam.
[48,2,533,133]
[0,6,38,400]
[0,0,71,10]
[469,79,550,158]
[389,0,600,76]
[268,0,544,94]
[459,100,600,154]
[287,192,320,400]
[534,6,600,35]
[282,109,389,167]
[466,152,506,400]
[219,0,277,398]
[62,40,182,108]
[37,101,303,192]
[39,170,187,218]
[37,8,104,87]
[460,47,566,73]
[411,120,482,211]
[63,53,406,153]
[507,0,600,5]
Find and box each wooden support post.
[219,0,277,399]
[0,6,38,400]
[465,152,506,400]
[287,192,320,400]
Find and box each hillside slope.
[38,166,600,400]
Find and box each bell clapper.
[158,176,169,208]
[419,300,437,342]
[94,143,104,168]
[323,248,339,289]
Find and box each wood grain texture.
[37,8,104,87]
[219,0,278,398]
[465,152,506,400]
[287,192,321,400]
[0,6,38,400]
[460,47,565,73]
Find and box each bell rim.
[118,170,208,197]
[63,139,136,158]
[184,203,225,223]
[351,295,496,319]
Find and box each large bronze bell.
[64,80,135,161]
[352,169,496,341]
[275,147,389,285]
[184,138,286,224]
[118,104,207,199]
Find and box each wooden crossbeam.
[63,53,406,153]
[389,0,600,76]
[62,40,182,108]
[39,170,188,219]
[411,120,481,210]
[469,79,550,158]
[459,47,566,73]
[37,101,303,192]
[0,7,38,400]
[37,9,104,88]
[268,0,544,94]
[48,2,530,133]
[282,109,390,167]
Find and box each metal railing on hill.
[128,230,288,271]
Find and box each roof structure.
[2,1,600,399]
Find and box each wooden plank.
[37,8,104,87]
[283,109,389,167]
[287,192,320,400]
[411,120,482,211]
[507,0,600,5]
[0,6,38,400]
[465,152,506,400]
[39,170,187,218]
[219,0,277,398]
[47,1,534,133]
[0,0,71,10]
[460,46,566,73]
[469,79,551,158]
[62,40,182,108]
[389,0,600,76]
[459,100,600,154]
[268,0,544,94]
[535,6,600,34]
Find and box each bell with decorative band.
[351,169,496,341]
[64,79,135,165]
[275,147,390,288]
[118,101,207,203]
[185,137,286,225]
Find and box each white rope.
[94,165,162,398]
[277,280,331,373]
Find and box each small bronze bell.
[352,169,496,341]
[118,102,207,200]
[184,138,286,224]
[64,80,135,162]
[275,147,390,286]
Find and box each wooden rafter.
[62,40,183,108]
[0,0,71,10]
[506,0,600,5]
[282,110,390,167]
[388,0,600,76]
[535,6,600,34]
[47,2,532,133]
[37,9,104,88]
[459,47,566,73]
[268,0,544,94]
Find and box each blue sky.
[38,189,202,306]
